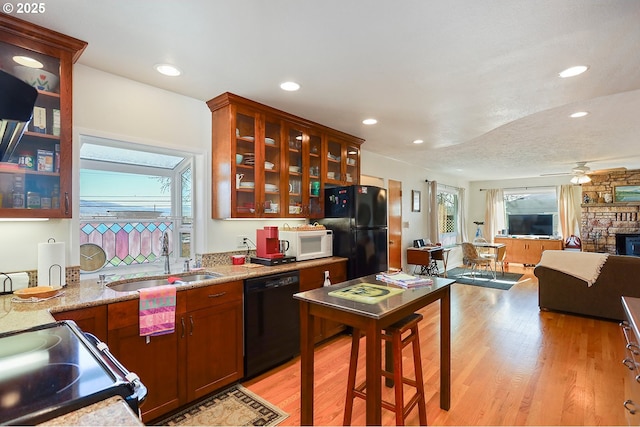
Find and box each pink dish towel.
[139,285,176,337]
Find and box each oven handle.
[83,332,147,400]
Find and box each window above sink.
[79,135,194,273]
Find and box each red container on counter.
[231,255,245,265]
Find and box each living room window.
[503,187,558,235]
[437,188,459,246]
[79,136,193,270]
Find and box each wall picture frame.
[412,190,421,212]
[614,185,640,203]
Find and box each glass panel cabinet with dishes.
[207,93,363,219]
[0,15,86,218]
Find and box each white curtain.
[428,180,439,243]
[458,187,469,243]
[558,185,581,238]
[484,189,505,243]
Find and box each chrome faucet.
[97,273,114,288]
[161,231,170,274]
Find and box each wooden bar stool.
[343,313,427,426]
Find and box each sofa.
[534,253,640,321]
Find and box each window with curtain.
[503,187,558,235]
[437,189,459,246]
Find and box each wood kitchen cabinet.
[0,15,86,218]
[107,297,186,422]
[53,305,107,342]
[184,280,243,401]
[106,281,243,422]
[325,136,360,187]
[494,236,563,266]
[207,92,363,219]
[299,260,347,343]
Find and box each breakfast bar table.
[294,274,454,425]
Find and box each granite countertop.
[0,256,347,334]
[0,256,346,426]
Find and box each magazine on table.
[375,271,433,288]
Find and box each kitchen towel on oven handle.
[139,285,176,337]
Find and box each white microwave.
[279,230,333,261]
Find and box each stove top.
[0,321,145,425]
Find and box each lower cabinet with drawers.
[621,296,640,425]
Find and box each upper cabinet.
[0,15,86,218]
[325,136,360,186]
[207,93,364,219]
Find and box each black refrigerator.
[318,185,388,280]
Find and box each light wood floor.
[243,266,629,426]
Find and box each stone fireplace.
[580,170,640,254]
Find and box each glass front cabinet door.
[0,16,86,218]
[325,136,361,187]
[233,110,258,217]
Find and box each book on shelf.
[375,272,433,288]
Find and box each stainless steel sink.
[178,273,222,282]
[107,272,223,292]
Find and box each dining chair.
[461,242,493,280]
[480,244,507,276]
[473,237,490,256]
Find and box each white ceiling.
[20,0,640,181]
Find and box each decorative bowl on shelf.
[13,65,59,92]
[289,166,301,173]
[265,137,276,146]
[236,154,243,164]
[289,205,302,214]
[264,161,275,170]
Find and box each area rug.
[155,384,289,426]
[447,267,525,290]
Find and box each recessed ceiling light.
[362,118,377,125]
[559,65,589,78]
[280,81,300,91]
[155,64,181,77]
[13,55,43,68]
[412,139,424,144]
[570,111,589,118]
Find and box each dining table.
[472,241,506,278]
[294,273,455,425]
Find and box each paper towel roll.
[38,241,65,287]
[2,272,29,292]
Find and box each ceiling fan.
[541,161,626,183]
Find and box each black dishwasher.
[244,270,300,378]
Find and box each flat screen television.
[508,214,553,236]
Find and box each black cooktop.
[0,321,142,425]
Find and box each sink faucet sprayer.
[161,231,170,274]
